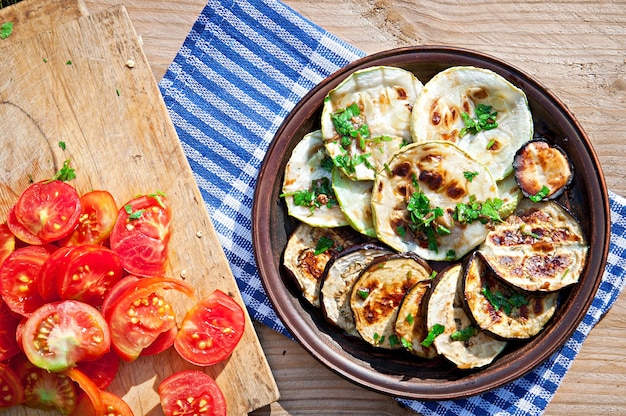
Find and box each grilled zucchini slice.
[321,66,423,181]
[283,223,365,307]
[350,253,432,349]
[394,278,438,359]
[411,66,533,181]
[320,243,393,337]
[479,198,588,292]
[332,168,376,237]
[463,252,558,339]
[426,264,507,369]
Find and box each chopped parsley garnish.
[481,285,529,316]
[460,104,499,137]
[281,177,338,213]
[454,196,503,225]
[406,190,449,253]
[405,313,415,325]
[401,337,413,350]
[463,171,479,182]
[373,332,385,345]
[356,288,370,300]
[421,323,445,347]
[429,270,437,280]
[330,103,371,150]
[332,152,373,175]
[320,155,334,172]
[58,141,67,150]
[388,334,400,348]
[147,190,167,208]
[450,326,477,342]
[125,204,145,220]
[314,236,334,255]
[529,185,550,202]
[51,160,76,182]
[0,22,13,39]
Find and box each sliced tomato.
[0,362,24,409]
[158,370,226,416]
[37,245,75,302]
[109,193,172,277]
[0,223,16,267]
[0,299,22,361]
[6,205,43,245]
[74,389,134,416]
[141,325,177,356]
[101,275,140,316]
[105,276,194,361]
[174,290,245,366]
[13,180,81,243]
[63,368,105,415]
[56,245,123,307]
[61,190,118,247]
[21,300,111,372]
[14,356,77,414]
[1,245,55,316]
[75,351,120,390]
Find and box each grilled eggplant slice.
[463,253,558,339]
[479,198,588,292]
[321,66,423,181]
[371,141,498,261]
[513,138,574,201]
[426,264,507,369]
[320,244,393,337]
[394,279,438,359]
[282,130,349,228]
[411,66,533,181]
[283,223,365,307]
[350,253,432,349]
[332,168,376,237]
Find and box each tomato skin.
[73,389,135,416]
[140,325,177,356]
[37,245,75,302]
[174,290,245,366]
[0,299,22,361]
[0,362,24,409]
[56,245,123,307]
[75,351,120,390]
[61,190,118,247]
[21,300,111,372]
[1,245,55,316]
[109,194,172,277]
[105,276,194,361]
[14,180,82,243]
[0,223,16,267]
[159,370,226,416]
[6,205,43,245]
[63,368,105,415]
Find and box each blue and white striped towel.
[158,0,626,414]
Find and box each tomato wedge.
[174,290,245,366]
[0,362,24,409]
[37,246,75,302]
[21,300,111,372]
[63,368,105,415]
[104,276,194,361]
[1,245,55,316]
[158,370,226,416]
[13,180,81,243]
[62,190,118,247]
[75,351,120,390]
[74,389,134,416]
[0,223,16,267]
[109,193,172,277]
[56,245,123,306]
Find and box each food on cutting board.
[280,65,587,370]
[0,161,240,415]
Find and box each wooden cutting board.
[0,3,279,415]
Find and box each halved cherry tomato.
[6,205,43,245]
[0,223,16,267]
[0,362,24,409]
[174,290,245,366]
[61,190,118,247]
[74,389,134,416]
[158,370,226,416]
[109,193,172,277]
[56,245,123,307]
[14,355,77,414]
[13,180,81,243]
[0,299,22,361]
[21,300,111,372]
[105,276,194,361]
[63,368,105,415]
[37,246,75,302]
[1,245,55,316]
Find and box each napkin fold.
[158,0,626,414]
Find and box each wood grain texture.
[0,4,278,415]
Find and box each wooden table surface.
[12,0,626,414]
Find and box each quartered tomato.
[109,193,172,277]
[158,370,226,416]
[63,368,105,415]
[1,245,55,316]
[0,223,16,267]
[0,299,22,361]
[37,246,75,302]
[140,325,177,356]
[104,276,194,361]
[62,190,118,247]
[13,180,81,244]
[174,290,245,366]
[21,300,111,372]
[56,245,123,306]
[0,362,24,409]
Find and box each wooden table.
[10,0,626,414]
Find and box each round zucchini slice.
[282,130,349,228]
[320,243,393,337]
[496,171,523,219]
[411,66,533,181]
[332,168,376,237]
[350,253,432,350]
[479,198,588,292]
[371,141,498,261]
[513,138,573,201]
[463,253,558,339]
[394,278,438,359]
[283,223,365,307]
[425,264,507,369]
[321,66,423,181]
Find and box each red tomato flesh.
[0,299,22,361]
[174,290,245,366]
[0,223,16,267]
[75,351,120,390]
[62,190,118,247]
[0,362,24,409]
[21,300,111,372]
[37,245,75,302]
[158,370,226,416]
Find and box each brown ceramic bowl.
[252,46,610,400]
